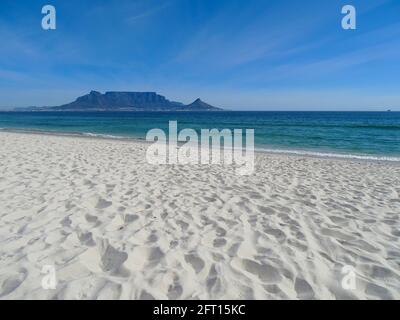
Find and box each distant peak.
[184,98,221,111]
[89,90,101,95]
[189,98,207,105]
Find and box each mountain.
[21,91,222,112]
[181,98,218,111]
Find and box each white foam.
[255,147,400,162]
[81,132,126,140]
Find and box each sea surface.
[1,111,399,161]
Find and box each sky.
[0,0,399,110]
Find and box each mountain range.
[18,91,222,112]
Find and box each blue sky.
[0,0,399,110]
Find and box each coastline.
[1,128,399,164]
[0,131,399,299]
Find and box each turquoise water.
[1,111,399,160]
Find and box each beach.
[0,131,399,300]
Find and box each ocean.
[1,111,399,161]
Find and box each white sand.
[0,131,399,300]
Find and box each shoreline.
[1,128,399,164]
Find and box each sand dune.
[0,131,399,299]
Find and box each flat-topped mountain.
[22,91,222,112]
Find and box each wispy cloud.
[0,69,29,82]
[239,21,400,84]
[125,1,173,24]
[173,2,334,71]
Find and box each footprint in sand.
[0,268,28,298]
[60,216,72,228]
[294,277,315,300]
[239,259,282,284]
[365,282,393,299]
[85,214,98,224]
[77,230,96,246]
[123,214,139,223]
[96,198,112,209]
[139,290,155,300]
[97,239,128,273]
[206,264,223,297]
[167,275,183,300]
[185,254,205,274]
[227,242,241,257]
[147,247,164,267]
[213,238,227,248]
[147,232,158,243]
[371,265,396,280]
[257,206,275,215]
